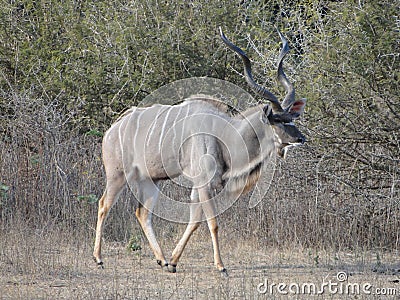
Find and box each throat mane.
[224,162,262,196]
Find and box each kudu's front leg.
[199,188,228,276]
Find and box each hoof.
[157,260,168,268]
[96,261,104,269]
[93,257,104,269]
[167,264,177,273]
[220,268,228,277]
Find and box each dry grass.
[1,222,400,299]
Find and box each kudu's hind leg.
[135,180,168,268]
[169,189,202,273]
[93,172,126,267]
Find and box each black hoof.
[220,268,228,277]
[167,264,177,273]
[93,257,104,269]
[157,260,168,268]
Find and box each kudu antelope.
[93,28,306,275]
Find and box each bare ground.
[1,226,400,300]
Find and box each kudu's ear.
[288,98,306,119]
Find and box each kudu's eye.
[266,114,282,124]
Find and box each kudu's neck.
[224,107,275,178]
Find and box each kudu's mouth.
[292,135,306,145]
[278,140,304,158]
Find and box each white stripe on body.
[146,106,168,147]
[172,105,188,152]
[133,110,144,150]
[158,106,173,151]
[180,104,191,153]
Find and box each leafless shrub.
[1,89,399,252]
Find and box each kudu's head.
[220,28,306,158]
